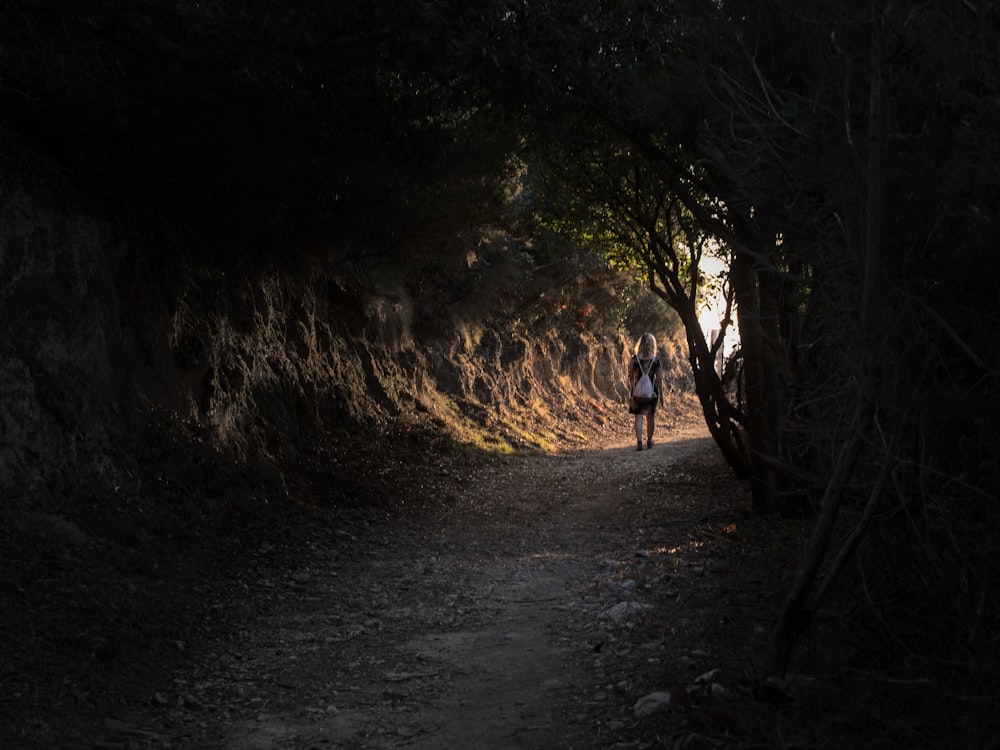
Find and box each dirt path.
[86,419,756,749]
[7,415,976,750]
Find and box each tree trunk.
[730,246,779,514]
[681,304,753,479]
[757,265,787,480]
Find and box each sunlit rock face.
[0,176,689,505]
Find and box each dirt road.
[66,419,756,749]
[132,419,743,749]
[7,415,970,750]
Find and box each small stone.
[693,668,720,684]
[584,629,608,643]
[634,690,672,717]
[603,601,653,624]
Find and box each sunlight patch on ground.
[525,550,575,562]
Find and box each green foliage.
[527,125,725,321]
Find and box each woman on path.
[628,333,663,451]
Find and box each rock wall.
[0,179,133,501]
[120,251,658,461]
[1,178,692,507]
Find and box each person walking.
[628,333,663,451]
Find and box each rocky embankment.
[0,175,690,511]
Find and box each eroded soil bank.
[6,416,814,749]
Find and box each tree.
[469,1,774,499]
[489,0,999,704]
[530,128,752,479]
[697,0,1000,689]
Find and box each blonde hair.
[634,333,657,358]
